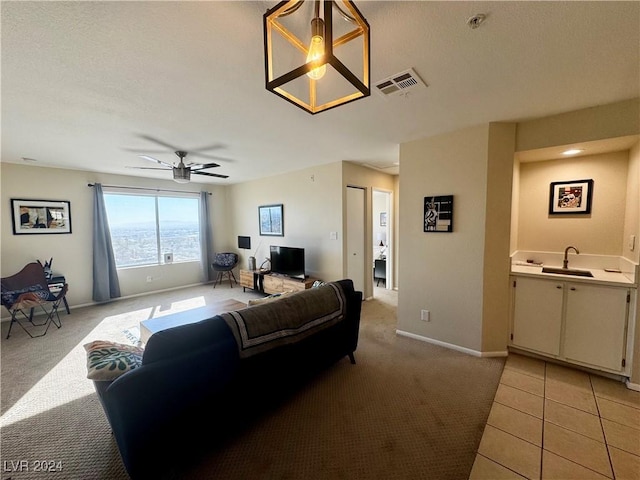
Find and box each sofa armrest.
[142,314,233,365]
[334,279,362,355]
[346,289,362,355]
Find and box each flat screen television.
[270,245,305,280]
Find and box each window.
[103,193,201,268]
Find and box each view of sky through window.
[104,193,201,267]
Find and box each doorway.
[373,189,392,292]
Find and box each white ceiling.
[2,1,639,185]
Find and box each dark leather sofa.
[91,279,362,479]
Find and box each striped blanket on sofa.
[220,282,347,359]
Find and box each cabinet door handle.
[570,287,576,291]
[556,285,562,289]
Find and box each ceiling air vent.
[374,68,427,99]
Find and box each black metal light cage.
[263,0,370,114]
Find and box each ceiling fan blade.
[122,147,169,154]
[189,143,226,153]
[139,155,174,168]
[125,166,171,170]
[188,152,235,162]
[189,162,220,170]
[193,171,229,179]
[137,134,178,151]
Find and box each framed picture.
[259,204,284,236]
[424,195,453,233]
[380,212,387,227]
[11,199,72,235]
[549,179,593,215]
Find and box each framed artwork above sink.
[549,179,593,215]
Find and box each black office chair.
[374,259,386,287]
[1,261,68,338]
[211,253,239,288]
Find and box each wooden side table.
[239,269,316,295]
[28,274,70,322]
[239,269,264,292]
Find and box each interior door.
[346,186,365,293]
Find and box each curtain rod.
[87,183,211,195]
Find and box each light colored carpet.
[1,284,504,479]
[122,326,141,346]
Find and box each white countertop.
[511,264,636,287]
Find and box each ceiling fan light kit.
[263,0,370,115]
[173,166,190,183]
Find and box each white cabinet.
[512,277,563,356]
[564,284,629,371]
[510,276,631,374]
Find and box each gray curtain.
[199,191,214,282]
[92,183,121,301]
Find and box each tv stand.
[239,269,316,295]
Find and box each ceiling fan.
[129,150,229,183]
[125,134,232,182]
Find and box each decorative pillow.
[213,253,237,268]
[84,340,144,381]
[247,290,295,306]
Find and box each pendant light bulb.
[306,17,326,80]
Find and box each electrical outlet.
[146,276,153,283]
[164,253,173,263]
[329,231,338,240]
[421,309,430,322]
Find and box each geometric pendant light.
[263,0,370,114]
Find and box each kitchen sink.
[541,267,594,277]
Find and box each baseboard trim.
[626,380,640,392]
[395,330,508,358]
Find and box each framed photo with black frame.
[258,204,284,236]
[11,199,72,235]
[424,195,453,232]
[548,179,593,215]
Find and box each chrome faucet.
[563,246,579,269]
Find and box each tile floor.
[469,353,640,479]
